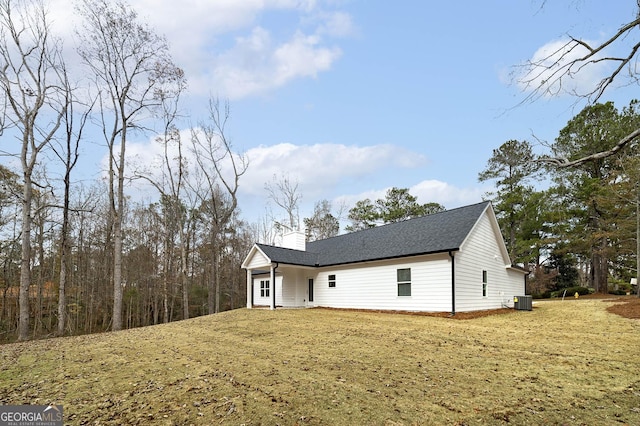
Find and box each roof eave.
[315,248,461,268]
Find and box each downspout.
[271,262,279,310]
[449,251,455,316]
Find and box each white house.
[241,201,527,314]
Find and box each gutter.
[449,251,456,316]
[271,262,279,310]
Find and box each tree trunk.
[215,249,221,313]
[162,254,169,324]
[57,172,71,336]
[180,241,189,320]
[112,129,126,332]
[208,246,214,315]
[591,250,608,294]
[18,172,32,341]
[208,232,219,315]
[112,203,123,331]
[35,211,45,335]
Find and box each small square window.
[328,274,336,288]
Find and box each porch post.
[246,269,252,309]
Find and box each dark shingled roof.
[256,201,490,267]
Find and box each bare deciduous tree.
[76,0,182,331]
[135,70,190,321]
[303,199,340,242]
[51,72,93,336]
[265,173,302,232]
[190,97,248,314]
[0,0,66,340]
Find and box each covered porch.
[242,244,316,310]
[242,231,320,310]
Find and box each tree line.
[479,101,639,296]
[0,0,254,341]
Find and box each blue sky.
[11,1,640,227]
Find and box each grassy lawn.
[1,298,639,425]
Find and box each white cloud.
[47,0,352,100]
[118,136,484,224]
[132,0,350,99]
[274,31,341,81]
[515,38,610,98]
[314,11,356,37]
[113,138,431,223]
[241,142,427,197]
[409,180,486,208]
[209,28,342,99]
[335,180,486,214]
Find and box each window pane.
[482,270,487,283]
[398,282,411,296]
[328,274,336,287]
[397,268,411,282]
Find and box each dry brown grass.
[1,297,639,425]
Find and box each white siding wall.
[280,268,309,307]
[455,212,525,312]
[252,270,310,308]
[312,254,453,312]
[245,248,270,269]
[282,231,306,251]
[252,274,283,307]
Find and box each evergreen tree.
[550,101,638,293]
[346,188,444,232]
[478,140,541,264]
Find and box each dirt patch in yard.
[538,293,640,320]
[319,294,640,320]
[605,295,640,319]
[317,306,515,319]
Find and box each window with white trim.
[397,268,411,296]
[260,280,270,297]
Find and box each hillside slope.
[1,298,639,425]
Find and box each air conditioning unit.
[514,295,532,311]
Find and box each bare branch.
[265,173,302,231]
[538,128,640,168]
[515,15,640,105]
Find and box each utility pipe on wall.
[449,251,456,316]
[271,262,279,310]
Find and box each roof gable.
[247,202,493,268]
[241,245,272,269]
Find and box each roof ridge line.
[309,200,490,244]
